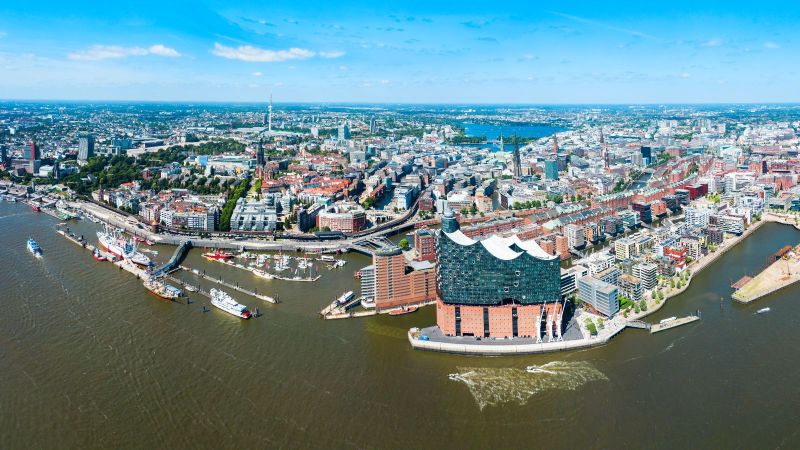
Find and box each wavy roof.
[444,230,557,261]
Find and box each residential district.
[4,101,800,354]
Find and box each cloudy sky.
[0,0,797,103]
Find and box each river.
[2,201,800,448]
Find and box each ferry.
[97,225,151,267]
[210,288,251,319]
[26,238,43,258]
[337,291,354,306]
[203,248,235,261]
[144,277,182,300]
[756,307,771,314]
[388,306,418,316]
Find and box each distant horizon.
[3,98,800,107]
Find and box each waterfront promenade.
[410,215,785,355]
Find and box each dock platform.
[650,315,700,333]
[178,265,277,303]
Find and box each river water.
[3,201,800,448]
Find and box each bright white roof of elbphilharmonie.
[444,229,557,261]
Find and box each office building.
[78,133,95,161]
[544,159,559,180]
[372,247,436,311]
[633,262,658,291]
[618,274,643,301]
[578,276,619,317]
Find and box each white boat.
[526,365,556,375]
[337,291,354,305]
[659,316,677,324]
[97,225,151,267]
[361,298,376,309]
[184,284,197,292]
[210,288,251,319]
[756,307,771,314]
[253,269,273,280]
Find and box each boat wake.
[448,361,608,410]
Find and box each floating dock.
[178,265,277,303]
[650,315,700,334]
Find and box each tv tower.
[268,94,273,134]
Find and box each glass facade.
[437,213,561,306]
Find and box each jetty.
[151,240,192,276]
[178,265,277,303]
[732,244,800,303]
[650,314,701,334]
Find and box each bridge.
[626,320,651,330]
[152,240,192,277]
[350,236,398,256]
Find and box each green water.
[2,202,800,448]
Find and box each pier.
[650,315,701,334]
[152,240,192,276]
[178,265,277,303]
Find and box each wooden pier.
[178,265,277,303]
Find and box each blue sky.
[0,0,798,103]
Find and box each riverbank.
[410,214,787,356]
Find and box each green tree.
[398,238,410,250]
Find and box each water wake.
[448,361,608,410]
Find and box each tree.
[398,238,410,250]
[639,299,647,311]
[670,278,676,289]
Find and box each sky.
[0,0,798,103]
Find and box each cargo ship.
[144,277,182,300]
[202,248,235,261]
[26,238,43,258]
[97,225,151,267]
[210,288,251,319]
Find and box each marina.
[649,314,701,334]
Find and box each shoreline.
[410,214,790,356]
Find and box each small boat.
[253,269,273,280]
[361,298,376,309]
[184,284,197,292]
[30,203,41,212]
[388,306,418,316]
[526,365,556,375]
[92,249,107,261]
[659,316,677,324]
[756,307,771,314]
[26,238,43,258]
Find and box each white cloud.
[252,71,263,76]
[319,50,345,59]
[68,44,181,61]
[764,41,780,49]
[211,43,315,62]
[147,44,181,57]
[703,38,722,47]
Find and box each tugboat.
[26,238,43,258]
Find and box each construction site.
[732,244,800,303]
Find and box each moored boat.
[144,277,182,300]
[388,306,418,316]
[97,225,151,267]
[210,288,251,319]
[203,248,235,261]
[92,248,107,261]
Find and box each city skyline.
[1,1,799,103]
